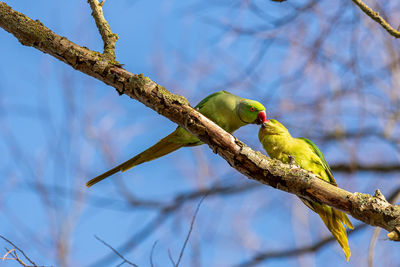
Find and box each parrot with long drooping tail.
[258,119,353,261]
[86,90,267,187]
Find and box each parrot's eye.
[250,107,255,112]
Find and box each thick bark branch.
[0,2,399,239]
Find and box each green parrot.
[258,119,354,261]
[86,90,267,187]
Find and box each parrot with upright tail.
[258,119,353,261]
[86,90,267,187]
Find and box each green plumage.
[258,119,353,261]
[86,90,266,187]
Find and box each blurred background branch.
[238,186,400,267]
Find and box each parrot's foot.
[288,155,296,166]
[233,136,244,147]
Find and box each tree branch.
[331,163,400,173]
[352,0,400,38]
[0,2,399,239]
[0,234,37,266]
[94,235,138,267]
[87,0,118,60]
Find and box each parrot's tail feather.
[86,166,122,188]
[312,203,352,261]
[334,209,354,230]
[86,131,185,188]
[120,136,184,172]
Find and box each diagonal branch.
[352,0,400,38]
[87,0,118,60]
[0,2,399,240]
[94,235,138,267]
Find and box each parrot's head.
[237,99,267,125]
[259,119,289,139]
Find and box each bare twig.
[150,241,158,267]
[175,196,206,267]
[87,0,119,59]
[89,211,170,266]
[0,235,37,266]
[2,248,16,261]
[94,235,138,267]
[352,0,400,38]
[2,248,30,267]
[168,249,176,267]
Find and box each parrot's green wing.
[298,137,337,186]
[260,121,352,261]
[194,90,228,110]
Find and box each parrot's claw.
[288,155,296,166]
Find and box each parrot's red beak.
[256,110,268,124]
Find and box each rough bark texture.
[0,2,399,239]
[87,0,118,60]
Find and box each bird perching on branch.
[86,90,267,187]
[259,119,354,261]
